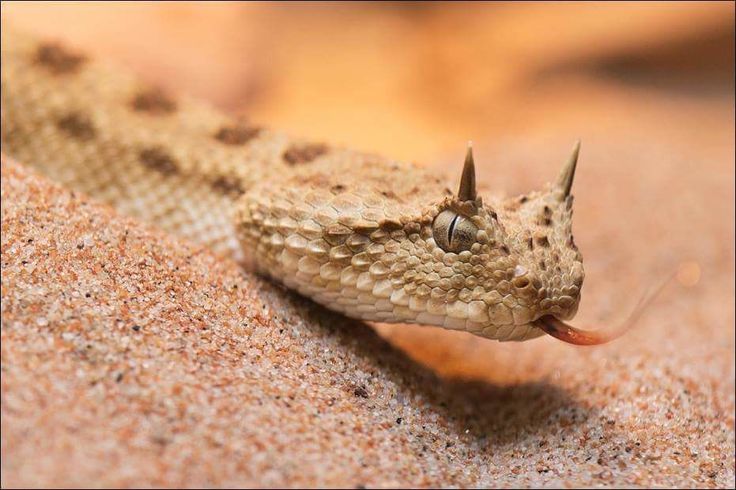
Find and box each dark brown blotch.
[35,42,86,74]
[519,196,529,204]
[353,385,369,398]
[536,206,553,226]
[283,142,328,165]
[330,184,346,193]
[379,219,404,231]
[139,147,179,176]
[378,188,406,203]
[131,88,177,114]
[500,245,510,255]
[535,235,550,247]
[405,222,421,234]
[527,237,534,250]
[214,123,261,145]
[353,223,379,234]
[210,175,245,196]
[56,112,95,140]
[568,235,578,250]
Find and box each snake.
[1,26,641,345]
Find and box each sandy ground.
[2,3,735,488]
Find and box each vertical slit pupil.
[447,214,460,248]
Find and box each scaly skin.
[1,27,589,343]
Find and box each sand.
[1,3,734,488]
[1,139,733,488]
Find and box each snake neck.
[1,27,372,261]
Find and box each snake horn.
[458,142,477,201]
[556,140,581,198]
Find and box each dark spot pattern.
[536,235,550,247]
[500,245,510,254]
[519,196,529,204]
[353,386,369,398]
[330,184,346,193]
[568,235,578,250]
[404,222,420,234]
[214,123,261,145]
[56,112,95,140]
[210,175,245,196]
[35,43,86,74]
[139,147,179,175]
[131,88,177,114]
[283,142,328,165]
[379,219,403,231]
[354,223,379,235]
[527,237,534,250]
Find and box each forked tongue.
[534,274,674,346]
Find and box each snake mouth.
[533,315,627,346]
[533,273,673,346]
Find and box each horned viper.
[2,26,639,345]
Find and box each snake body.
[2,27,594,343]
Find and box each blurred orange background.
[2,1,734,379]
[3,2,733,162]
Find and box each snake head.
[427,143,585,341]
[240,140,617,344]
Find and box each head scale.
[424,142,585,342]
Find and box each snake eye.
[432,210,478,252]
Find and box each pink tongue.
[534,315,626,345]
[534,273,674,346]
